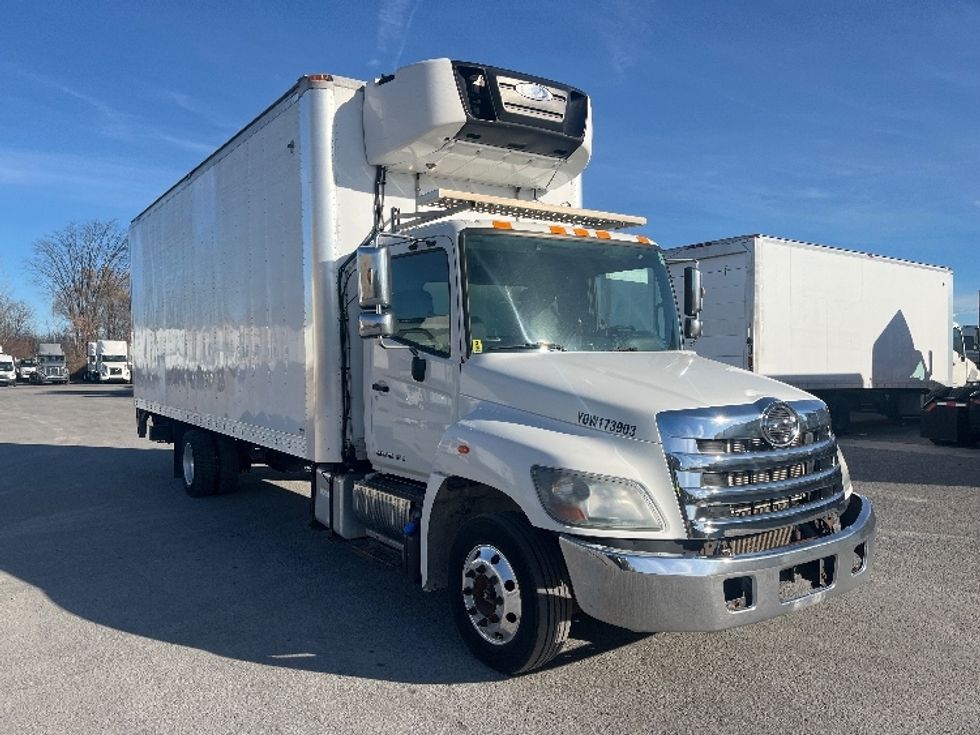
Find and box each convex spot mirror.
[357,245,392,309]
[684,316,702,340]
[359,311,395,338]
[683,265,703,316]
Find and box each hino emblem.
[761,401,800,448]
[515,82,553,102]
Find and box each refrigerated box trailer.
[132,60,875,674]
[665,234,966,432]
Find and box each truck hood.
[460,351,816,443]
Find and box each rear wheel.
[181,430,218,497]
[449,512,573,675]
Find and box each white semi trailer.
[665,235,972,432]
[132,60,875,674]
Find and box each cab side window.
[391,249,452,356]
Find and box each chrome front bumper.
[560,494,875,633]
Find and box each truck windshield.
[0,361,13,371]
[39,355,64,364]
[463,231,681,353]
[101,355,127,362]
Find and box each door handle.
[371,381,390,393]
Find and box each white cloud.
[593,0,653,76]
[370,0,422,70]
[7,66,216,154]
[0,148,179,207]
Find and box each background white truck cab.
[132,59,875,674]
[95,340,130,383]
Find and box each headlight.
[531,466,664,531]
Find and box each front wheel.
[448,512,573,675]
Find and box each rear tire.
[448,512,573,675]
[181,430,218,497]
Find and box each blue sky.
[1,1,978,329]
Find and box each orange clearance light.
[635,235,651,245]
[492,220,513,230]
[572,227,589,237]
[595,230,611,239]
[549,225,567,235]
[457,444,471,455]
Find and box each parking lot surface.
[1,384,978,734]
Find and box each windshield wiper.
[494,341,566,352]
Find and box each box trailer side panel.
[666,237,753,368]
[754,236,953,389]
[132,89,318,458]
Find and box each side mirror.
[684,316,702,340]
[683,266,703,316]
[359,311,395,338]
[357,245,392,309]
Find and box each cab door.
[367,244,458,481]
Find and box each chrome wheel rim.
[182,442,195,486]
[461,544,522,645]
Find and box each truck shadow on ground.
[842,440,980,487]
[34,387,133,398]
[0,442,647,684]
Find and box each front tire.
[181,430,219,497]
[449,512,573,675]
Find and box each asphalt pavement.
[1,384,978,734]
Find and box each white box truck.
[665,234,972,432]
[132,60,875,674]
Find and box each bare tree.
[27,220,130,368]
[0,287,35,355]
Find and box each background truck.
[16,357,37,382]
[664,234,969,433]
[132,59,875,674]
[0,353,16,386]
[93,340,130,383]
[32,343,68,384]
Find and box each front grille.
[658,398,847,547]
[702,449,836,488]
[697,427,831,455]
[727,526,794,555]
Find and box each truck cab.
[349,214,874,671]
[16,357,37,382]
[952,323,980,387]
[33,344,68,384]
[94,340,131,383]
